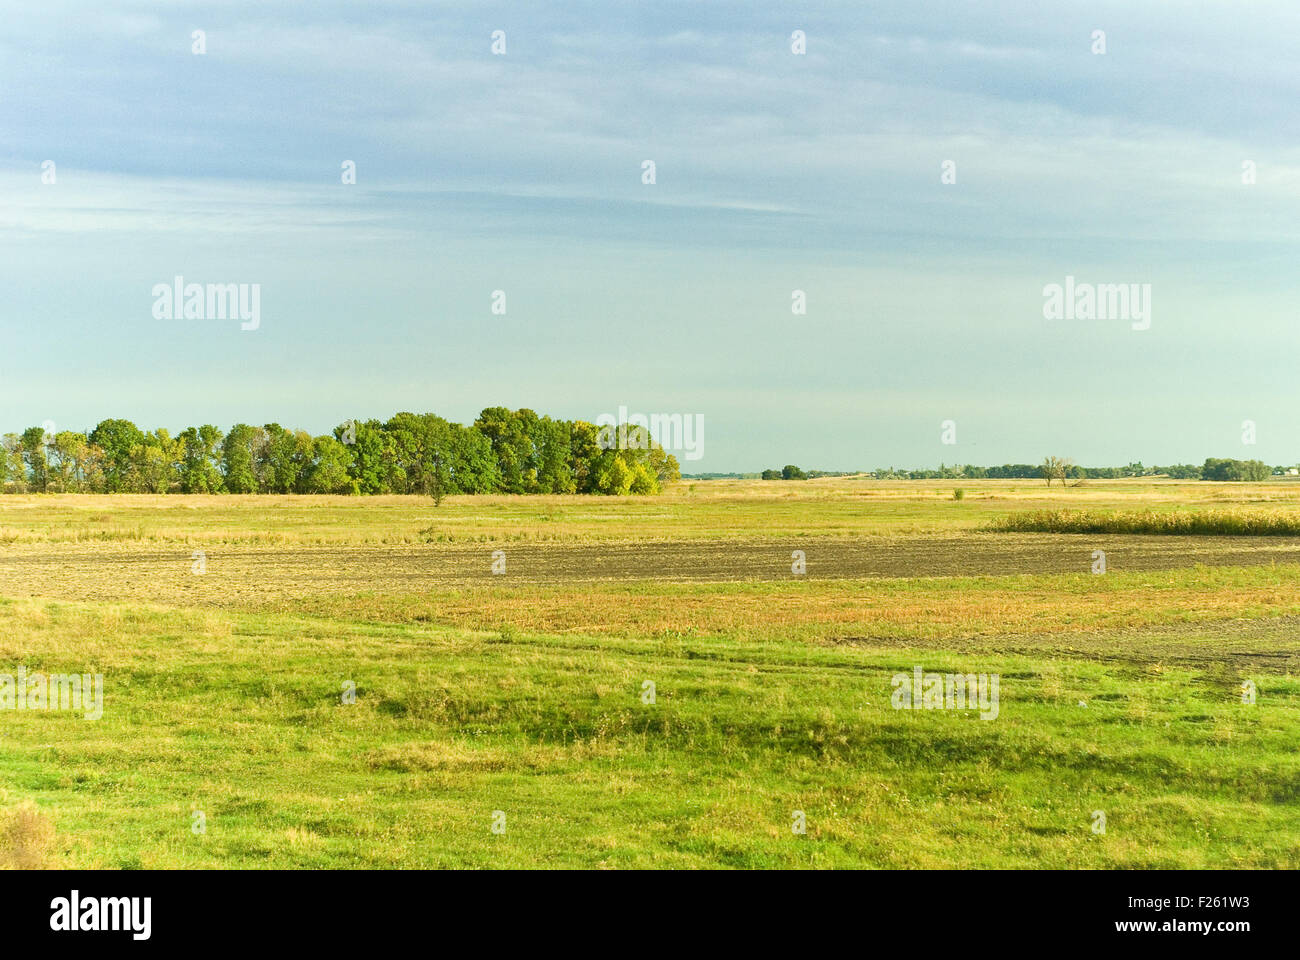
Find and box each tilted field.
[0,478,1297,868]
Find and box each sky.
[2,1,1298,471]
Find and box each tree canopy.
[1,409,683,496]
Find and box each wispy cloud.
[2,1,1299,468]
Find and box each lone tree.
[431,451,445,506]
[1041,455,1072,487]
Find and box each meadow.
[0,478,1297,868]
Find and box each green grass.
[989,508,1300,536]
[2,487,1298,868]
[0,596,1295,868]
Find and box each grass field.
[1,478,1297,868]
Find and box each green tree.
[255,424,292,493]
[20,426,49,492]
[384,412,441,494]
[646,443,680,486]
[221,424,260,493]
[474,407,540,493]
[89,419,145,492]
[1241,459,1271,482]
[343,419,394,494]
[304,435,352,493]
[178,425,225,493]
[445,420,499,493]
[568,421,603,493]
[49,431,92,492]
[629,462,658,494]
[0,435,23,491]
[126,430,179,493]
[594,456,634,495]
[536,417,575,493]
[1202,457,1269,482]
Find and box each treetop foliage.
[2,410,682,496]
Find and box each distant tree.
[568,421,602,493]
[126,430,179,493]
[221,424,261,493]
[20,426,48,492]
[89,419,145,492]
[178,425,225,493]
[1241,459,1271,482]
[761,469,781,480]
[446,421,500,493]
[49,431,92,492]
[475,406,534,493]
[1237,460,1268,481]
[629,462,658,494]
[0,434,23,491]
[1041,456,1070,487]
[535,417,574,494]
[607,424,673,494]
[304,435,352,493]
[258,423,301,493]
[1156,463,1202,480]
[594,457,634,495]
[430,451,445,505]
[0,408,693,497]
[344,419,395,494]
[1202,457,1270,482]
[781,464,807,480]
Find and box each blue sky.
[2,1,1298,470]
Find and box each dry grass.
[4,479,1300,547]
[991,508,1300,536]
[289,568,1300,652]
[0,802,55,869]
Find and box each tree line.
[751,458,1280,482]
[866,458,1277,481]
[0,409,681,496]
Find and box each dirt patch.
[3,533,1300,608]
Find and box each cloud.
[4,2,1300,466]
